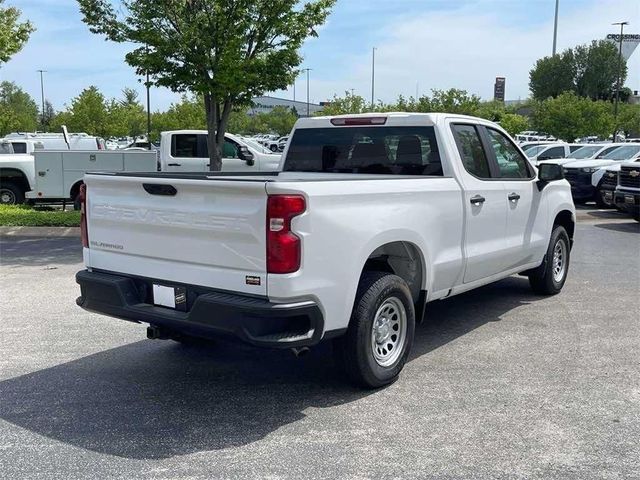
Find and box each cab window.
[485,128,532,179]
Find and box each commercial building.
[248,96,323,117]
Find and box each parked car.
[594,159,640,209]
[524,143,583,165]
[76,112,575,388]
[561,144,640,204]
[613,162,640,221]
[159,130,281,172]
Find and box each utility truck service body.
[76,113,575,387]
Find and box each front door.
[483,127,548,268]
[450,123,508,284]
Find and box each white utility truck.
[76,113,575,388]
[158,130,281,172]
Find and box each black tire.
[334,271,415,388]
[594,190,610,209]
[528,225,571,295]
[0,181,25,205]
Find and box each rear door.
[84,174,269,295]
[482,127,548,268]
[450,123,508,283]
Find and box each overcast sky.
[1,0,639,111]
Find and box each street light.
[145,45,151,150]
[303,68,312,117]
[371,47,376,109]
[37,69,46,130]
[612,21,629,140]
[552,0,560,56]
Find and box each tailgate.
[84,174,268,295]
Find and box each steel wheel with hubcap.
[334,271,415,388]
[371,297,407,367]
[528,225,570,295]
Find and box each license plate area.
[153,284,187,311]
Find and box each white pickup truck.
[76,113,575,388]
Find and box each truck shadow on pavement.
[0,278,540,459]
[0,236,83,267]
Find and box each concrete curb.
[0,226,80,238]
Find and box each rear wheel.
[0,182,24,205]
[528,225,570,295]
[334,272,415,388]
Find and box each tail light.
[79,183,89,248]
[96,138,103,150]
[266,195,306,274]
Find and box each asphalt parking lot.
[0,207,638,479]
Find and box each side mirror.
[238,146,255,166]
[537,163,564,191]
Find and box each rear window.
[11,142,27,154]
[284,126,443,175]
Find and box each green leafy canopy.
[0,0,35,66]
[77,0,335,169]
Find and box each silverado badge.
[630,170,640,178]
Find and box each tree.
[0,81,38,135]
[532,92,614,141]
[78,0,335,170]
[40,100,56,131]
[53,86,109,137]
[499,113,530,136]
[529,50,576,100]
[317,91,370,115]
[529,40,626,101]
[574,40,625,101]
[150,95,206,140]
[0,0,35,66]
[618,104,640,138]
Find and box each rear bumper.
[76,269,324,348]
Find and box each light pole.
[37,70,46,129]
[552,0,560,55]
[145,45,151,149]
[371,47,376,109]
[612,21,629,140]
[305,68,311,116]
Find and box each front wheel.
[594,190,611,209]
[528,225,570,295]
[334,272,415,388]
[0,182,24,205]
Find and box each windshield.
[284,126,443,175]
[600,145,640,160]
[0,142,14,154]
[524,145,546,157]
[570,145,601,159]
[241,137,271,154]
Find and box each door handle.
[508,193,521,202]
[168,163,181,167]
[470,195,486,205]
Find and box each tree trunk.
[204,93,234,172]
[204,93,222,171]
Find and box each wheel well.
[69,181,84,201]
[553,210,575,245]
[0,169,30,193]
[361,241,424,303]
